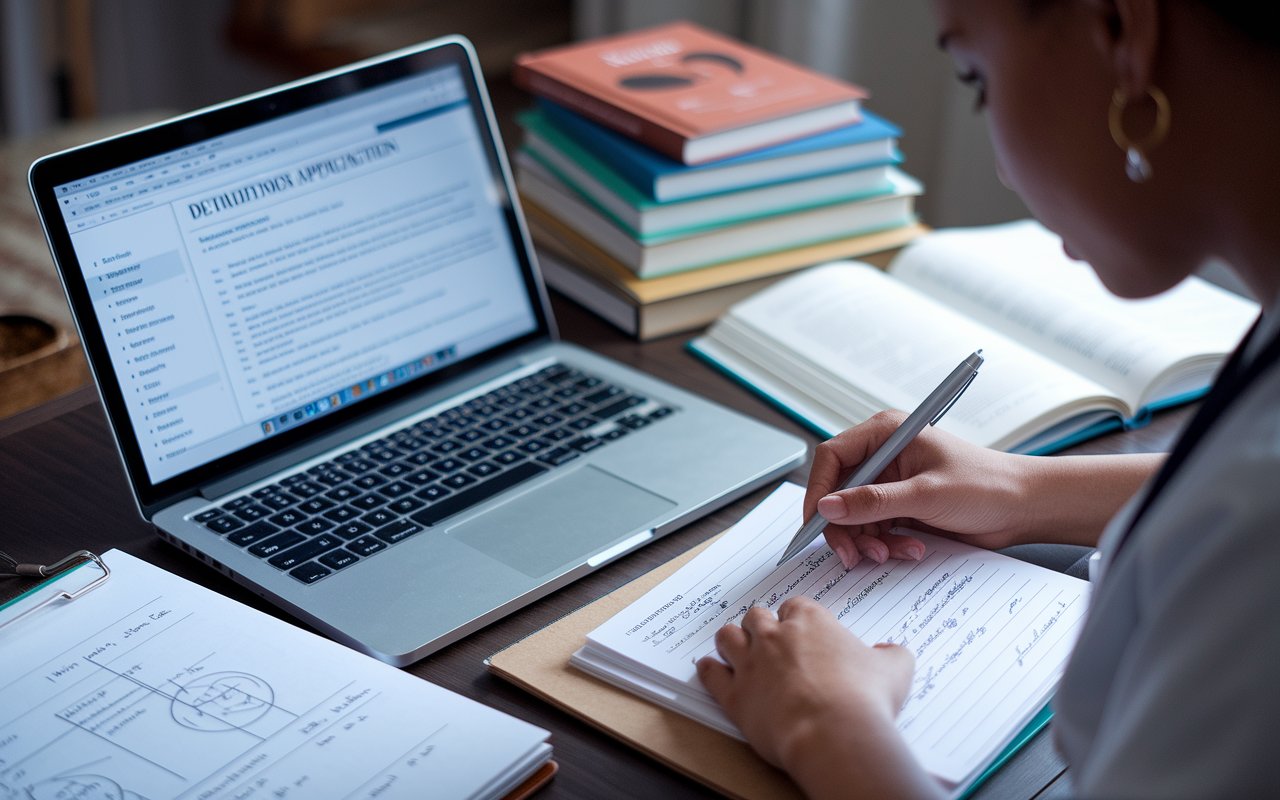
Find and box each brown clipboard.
[487,533,803,800]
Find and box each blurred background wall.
[0,0,1031,228]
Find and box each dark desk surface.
[0,293,1192,800]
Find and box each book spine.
[513,64,689,163]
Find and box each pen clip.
[930,370,978,426]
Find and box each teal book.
[536,98,902,202]
[688,220,1255,455]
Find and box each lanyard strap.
[1113,313,1280,555]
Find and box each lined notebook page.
[581,483,1088,786]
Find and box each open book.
[690,221,1258,453]
[572,483,1089,794]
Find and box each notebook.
[0,550,555,800]
[571,482,1087,796]
[27,36,806,666]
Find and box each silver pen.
[776,350,984,565]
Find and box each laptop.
[28,36,806,666]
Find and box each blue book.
[537,99,902,203]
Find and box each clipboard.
[0,550,110,631]
[487,532,1054,800]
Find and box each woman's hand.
[696,598,942,800]
[807,411,1164,568]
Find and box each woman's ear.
[1086,0,1161,94]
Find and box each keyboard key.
[498,395,521,407]
[227,520,280,547]
[619,414,651,430]
[354,474,386,489]
[325,485,359,502]
[343,458,377,473]
[480,418,507,431]
[505,407,534,421]
[468,462,501,478]
[377,481,413,498]
[361,509,398,528]
[365,448,400,462]
[251,486,277,498]
[387,497,425,514]
[434,457,466,473]
[248,531,306,558]
[511,424,540,438]
[319,549,360,570]
[335,451,361,464]
[289,482,324,498]
[576,376,603,389]
[269,534,342,570]
[569,436,605,453]
[558,401,589,416]
[269,509,308,527]
[441,473,476,489]
[260,494,295,510]
[518,439,551,453]
[224,496,252,510]
[594,395,646,419]
[281,474,310,486]
[296,518,335,535]
[456,428,485,442]
[207,516,244,534]
[482,435,517,449]
[431,440,463,454]
[649,406,675,419]
[350,494,386,510]
[567,417,596,430]
[420,426,451,439]
[289,562,332,584]
[494,450,525,465]
[532,414,562,427]
[298,497,335,514]
[323,505,359,522]
[406,469,440,485]
[601,427,628,441]
[544,428,573,442]
[538,448,579,467]
[348,535,387,557]
[411,462,548,527]
[313,471,349,487]
[374,519,423,544]
[553,387,578,399]
[414,484,452,502]
[379,462,412,477]
[584,386,622,404]
[459,446,489,461]
[408,451,436,465]
[333,521,373,540]
[193,509,222,523]
[530,397,557,409]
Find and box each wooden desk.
[0,293,1192,800]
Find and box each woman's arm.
[807,411,1164,568]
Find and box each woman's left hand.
[696,597,942,800]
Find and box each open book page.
[0,551,550,800]
[712,261,1125,449]
[889,221,1258,410]
[579,483,1088,787]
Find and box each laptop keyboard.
[190,364,675,585]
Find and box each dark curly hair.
[1027,1,1280,49]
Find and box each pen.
[776,350,985,565]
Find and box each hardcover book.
[513,21,867,164]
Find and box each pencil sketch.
[170,672,274,732]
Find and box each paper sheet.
[576,483,1088,786]
[0,550,550,800]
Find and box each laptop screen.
[35,47,547,499]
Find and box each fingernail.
[836,543,857,569]
[818,494,846,519]
[909,544,925,560]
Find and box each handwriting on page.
[601,485,1087,779]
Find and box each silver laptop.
[28,36,805,665]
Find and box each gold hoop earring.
[1109,86,1171,183]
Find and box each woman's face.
[933,0,1194,298]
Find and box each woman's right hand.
[805,410,1163,569]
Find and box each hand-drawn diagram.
[22,774,149,800]
[170,672,273,732]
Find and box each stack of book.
[512,21,927,340]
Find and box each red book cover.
[513,21,867,164]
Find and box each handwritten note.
[0,551,550,800]
[574,483,1087,788]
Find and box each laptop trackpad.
[446,466,676,578]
